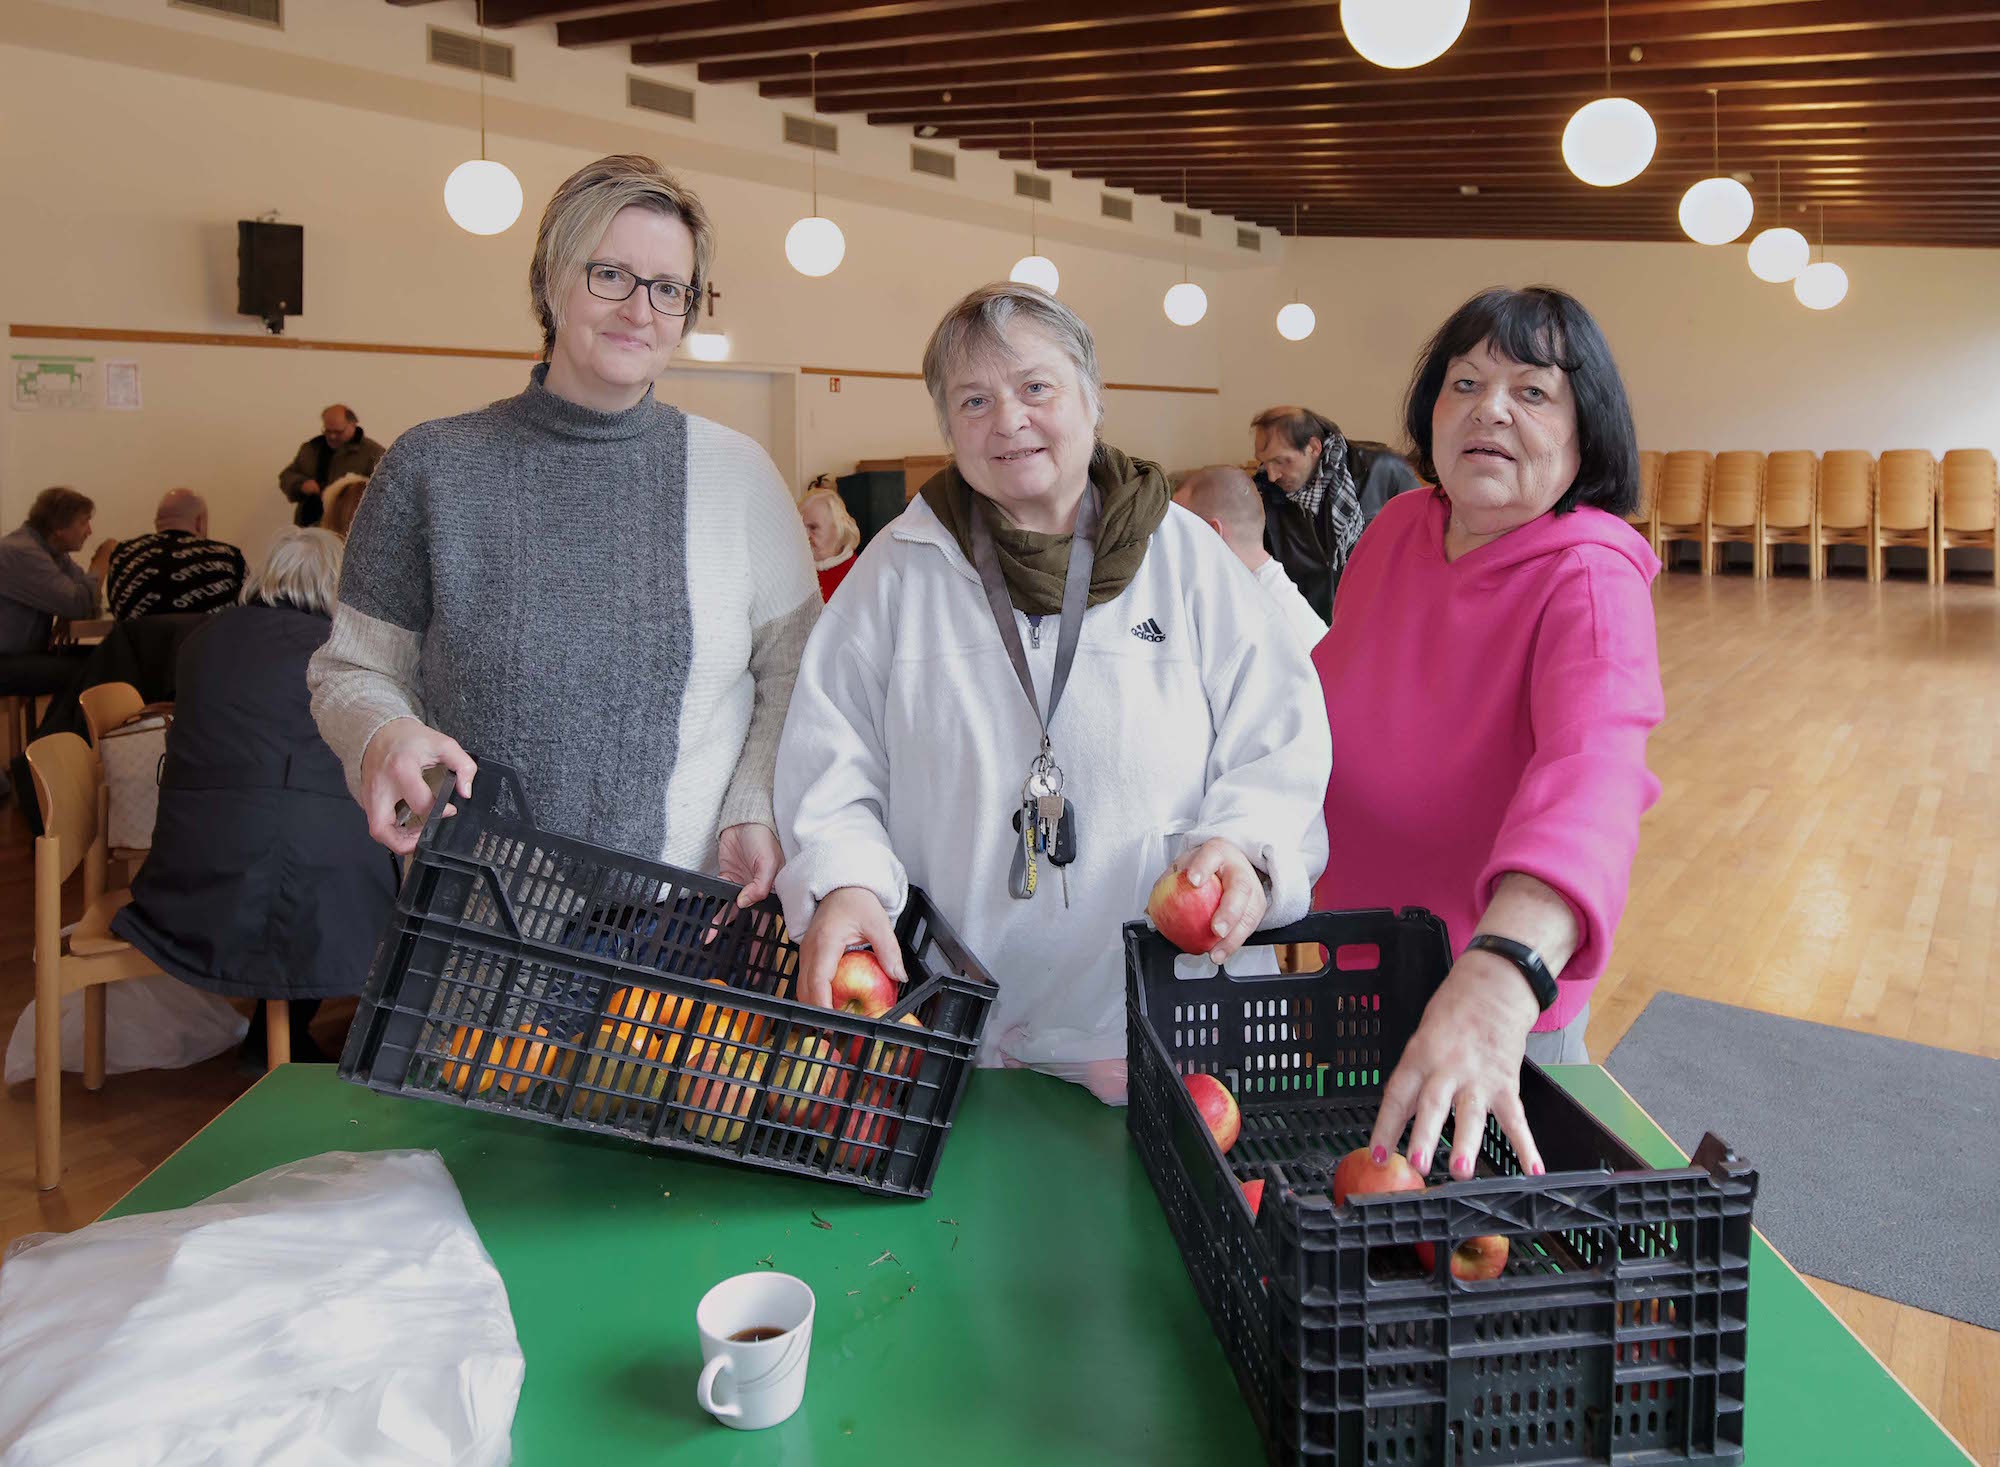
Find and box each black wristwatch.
[1465,933,1559,1012]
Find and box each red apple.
[1184,1073,1241,1154]
[1147,869,1225,955]
[1416,1233,1510,1281]
[1330,1147,1427,1205]
[1241,1178,1265,1220]
[826,1015,924,1171]
[769,1032,849,1132]
[829,947,899,1018]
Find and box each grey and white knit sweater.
[307,364,820,868]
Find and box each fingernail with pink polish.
[1371,1146,1387,1165]
[1531,1162,1546,1177]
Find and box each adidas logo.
[1130,618,1165,643]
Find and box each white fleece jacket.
[775,497,1331,1073]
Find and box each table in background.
[108,1066,1972,1466]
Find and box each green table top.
[106,1064,1969,1467]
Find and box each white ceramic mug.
[695,1271,816,1430]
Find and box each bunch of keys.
[1009,750,1078,906]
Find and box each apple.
[1330,1147,1427,1205]
[1241,1178,1265,1220]
[1184,1073,1241,1155]
[1416,1234,1511,1281]
[1147,869,1225,955]
[830,947,900,1018]
[676,1035,771,1145]
[769,1031,849,1132]
[827,1015,924,1170]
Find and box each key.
[1047,800,1077,909]
[1036,791,1064,863]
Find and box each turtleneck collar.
[517,361,662,442]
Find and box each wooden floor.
[0,566,1995,1462]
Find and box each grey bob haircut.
[920,282,1105,438]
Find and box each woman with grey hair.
[309,155,818,912]
[775,283,1330,1103]
[113,528,399,1066]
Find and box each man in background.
[1175,465,1327,657]
[1251,405,1419,619]
[279,404,384,527]
[106,488,246,620]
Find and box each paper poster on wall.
[105,360,142,411]
[11,355,95,411]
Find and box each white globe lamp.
[1793,261,1849,311]
[785,215,845,278]
[1163,281,1208,327]
[1746,226,1811,283]
[1338,0,1468,69]
[1276,301,1317,341]
[1562,97,1656,187]
[444,159,522,237]
[1679,176,1754,245]
[1009,254,1060,293]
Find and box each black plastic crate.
[338,761,997,1198]
[1125,908,1756,1466]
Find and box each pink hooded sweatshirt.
[1312,489,1664,1031]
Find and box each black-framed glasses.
[584,262,697,318]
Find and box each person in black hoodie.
[1251,405,1420,620]
[278,404,385,527]
[112,527,397,1067]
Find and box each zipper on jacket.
[1027,615,1042,650]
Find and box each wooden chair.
[1,694,35,768]
[1655,451,1713,572]
[1874,450,1938,583]
[1626,450,1663,550]
[1936,449,1997,586]
[1705,452,1765,575]
[1816,451,1876,580]
[78,680,144,745]
[1759,452,1819,579]
[26,734,293,1191]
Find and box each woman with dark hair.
[1315,286,1664,1178]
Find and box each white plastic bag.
[0,1150,524,1467]
[3,973,247,1086]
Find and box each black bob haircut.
[1403,286,1640,518]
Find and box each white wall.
[3,0,1996,564]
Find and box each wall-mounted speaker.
[237,221,303,334]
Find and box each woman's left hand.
[716,822,783,907]
[1368,948,1544,1181]
[1169,838,1269,963]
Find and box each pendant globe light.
[1338,0,1468,70]
[1162,169,1208,326]
[1009,120,1060,293]
[442,1,523,236]
[1745,159,1812,283]
[1562,0,1656,188]
[1275,204,1316,341]
[1793,207,1849,310]
[1678,90,1754,245]
[785,52,846,277]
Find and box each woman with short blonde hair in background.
[309,155,818,911]
[799,482,861,601]
[321,472,370,538]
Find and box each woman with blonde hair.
[321,472,369,538]
[309,155,818,910]
[798,481,861,601]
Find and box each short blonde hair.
[529,154,715,358]
[920,283,1105,438]
[322,473,369,538]
[242,527,343,616]
[799,486,860,558]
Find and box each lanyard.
[966,482,1100,752]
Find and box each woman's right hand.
[796,886,907,1008]
[359,716,477,855]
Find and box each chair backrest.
[1630,450,1663,523]
[1657,451,1712,526]
[1710,452,1764,528]
[1877,450,1938,531]
[25,732,101,885]
[78,681,144,745]
[1939,449,1998,533]
[1818,451,1876,530]
[1762,452,1818,530]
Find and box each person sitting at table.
[308,154,819,915]
[0,486,113,695]
[1315,285,1664,1181]
[775,282,1330,1104]
[112,528,398,1068]
[1173,464,1327,657]
[105,488,246,620]
[798,482,861,602]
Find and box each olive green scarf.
[917,443,1172,616]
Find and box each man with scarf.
[1251,405,1420,620]
[278,404,385,528]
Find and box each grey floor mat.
[1606,991,2000,1330]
